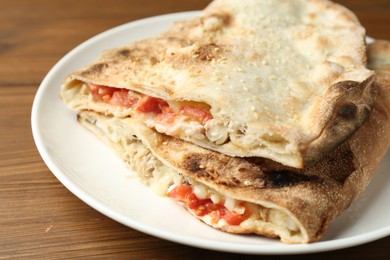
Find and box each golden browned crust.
[301,77,375,166]
[75,39,390,243]
[145,126,378,243]
[61,0,375,168]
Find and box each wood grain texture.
[1,0,389,258]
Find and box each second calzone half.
[76,40,390,244]
[61,0,375,168]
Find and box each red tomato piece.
[204,202,226,222]
[187,198,210,211]
[89,84,115,102]
[205,202,226,213]
[167,185,193,203]
[180,105,213,125]
[223,211,247,226]
[135,96,169,113]
[156,106,176,124]
[89,84,138,108]
[168,185,249,226]
[186,193,200,208]
[110,89,138,108]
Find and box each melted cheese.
[83,111,304,241]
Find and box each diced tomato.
[89,84,212,127]
[135,96,169,113]
[204,202,226,221]
[89,84,138,108]
[167,185,193,202]
[186,193,201,209]
[180,105,213,125]
[110,89,138,108]
[156,106,176,124]
[89,84,115,102]
[187,198,210,211]
[223,211,247,226]
[167,184,249,226]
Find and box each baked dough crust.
[76,40,390,242]
[61,0,375,168]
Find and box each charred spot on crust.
[118,47,159,65]
[193,43,220,62]
[218,181,228,187]
[183,154,203,173]
[150,56,159,65]
[114,46,153,64]
[231,176,241,185]
[218,13,232,26]
[182,154,214,180]
[81,63,108,76]
[337,102,357,120]
[118,48,131,58]
[263,170,320,189]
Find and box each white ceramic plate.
[31,11,390,255]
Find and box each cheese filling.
[82,83,295,157]
[110,128,301,232]
[88,83,212,138]
[82,111,304,241]
[164,176,301,235]
[167,182,250,226]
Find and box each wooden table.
[1,0,389,258]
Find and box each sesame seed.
[234,66,243,72]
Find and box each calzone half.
[75,40,390,244]
[61,0,375,168]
